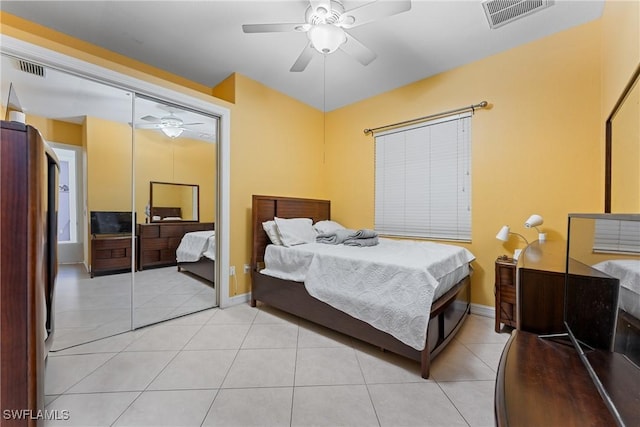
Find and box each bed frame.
[178,258,215,284]
[250,195,471,379]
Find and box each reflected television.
[90,211,133,235]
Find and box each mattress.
[176,230,215,262]
[260,238,475,350]
[593,259,640,319]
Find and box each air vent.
[18,60,46,77]
[482,0,554,29]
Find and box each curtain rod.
[363,101,489,135]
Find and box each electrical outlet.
[243,264,251,274]
[229,266,235,276]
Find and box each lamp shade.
[308,24,346,54]
[496,225,510,241]
[524,214,543,228]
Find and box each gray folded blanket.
[316,228,379,245]
[344,236,379,247]
[350,229,378,239]
[316,228,355,244]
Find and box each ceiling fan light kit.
[308,24,346,54]
[242,0,412,72]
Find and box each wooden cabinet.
[517,240,566,334]
[495,256,517,332]
[90,235,133,277]
[137,222,214,270]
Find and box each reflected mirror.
[606,64,640,213]
[149,181,199,222]
[1,53,134,350]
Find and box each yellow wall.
[325,20,604,307]
[21,115,84,146]
[228,74,325,295]
[85,117,133,212]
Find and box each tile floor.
[52,265,216,350]
[45,303,509,426]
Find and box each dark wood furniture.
[137,222,214,270]
[90,235,133,277]
[177,257,215,284]
[1,121,55,426]
[495,330,618,427]
[494,256,517,332]
[250,195,472,379]
[616,309,640,366]
[517,240,566,334]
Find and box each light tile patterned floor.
[45,303,509,426]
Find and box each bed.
[250,195,474,379]
[176,230,215,284]
[592,259,640,365]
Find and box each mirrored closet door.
[1,53,135,350]
[2,52,221,348]
[133,95,218,328]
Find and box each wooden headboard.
[251,195,331,269]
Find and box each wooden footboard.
[251,270,470,378]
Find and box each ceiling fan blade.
[182,122,205,126]
[140,115,160,123]
[290,44,316,72]
[340,33,377,66]
[309,0,332,15]
[340,0,412,29]
[242,23,307,33]
[135,123,160,129]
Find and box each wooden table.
[495,330,617,427]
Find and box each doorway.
[51,143,84,265]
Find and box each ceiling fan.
[136,113,205,139]
[242,0,411,72]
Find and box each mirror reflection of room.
[133,95,218,328]
[0,53,220,348]
[1,53,136,350]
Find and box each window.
[594,219,640,254]
[374,113,472,241]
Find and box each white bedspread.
[261,238,475,350]
[593,259,640,318]
[176,230,215,262]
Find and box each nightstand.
[495,256,517,332]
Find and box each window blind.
[594,219,640,253]
[374,113,472,241]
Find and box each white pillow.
[313,220,346,235]
[274,217,317,247]
[262,220,283,246]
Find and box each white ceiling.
[1,0,604,112]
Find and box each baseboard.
[223,292,250,307]
[470,303,495,319]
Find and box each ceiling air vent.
[18,60,46,77]
[482,0,554,29]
